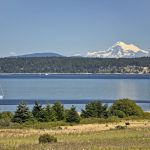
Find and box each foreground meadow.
[0,120,150,150]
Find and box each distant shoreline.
[0,73,150,75]
[0,72,150,75]
[0,73,150,80]
[1,99,150,105]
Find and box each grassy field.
[0,120,150,150]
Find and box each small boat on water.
[0,85,4,99]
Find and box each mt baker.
[86,41,149,58]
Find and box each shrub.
[125,122,130,126]
[81,101,108,118]
[0,112,13,120]
[39,134,57,144]
[110,98,143,118]
[66,106,80,123]
[0,119,12,127]
[110,110,126,118]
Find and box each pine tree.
[81,101,108,118]
[32,101,43,121]
[52,101,65,121]
[66,106,80,123]
[45,103,56,121]
[13,101,32,123]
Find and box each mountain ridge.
[13,52,63,58]
[7,42,149,58]
[86,41,149,58]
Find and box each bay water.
[0,74,150,112]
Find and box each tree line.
[0,57,150,73]
[0,99,144,124]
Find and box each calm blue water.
[0,74,150,111]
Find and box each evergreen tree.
[52,101,65,121]
[66,106,80,123]
[81,101,108,118]
[37,108,48,122]
[45,103,56,121]
[32,101,43,121]
[13,101,32,123]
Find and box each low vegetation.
[39,134,57,144]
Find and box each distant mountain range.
[86,41,149,58]
[15,52,63,58]
[10,41,149,58]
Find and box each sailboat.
[0,85,4,99]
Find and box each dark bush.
[125,122,130,126]
[39,134,57,144]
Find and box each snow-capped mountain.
[86,42,149,58]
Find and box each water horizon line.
[0,99,150,105]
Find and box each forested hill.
[0,57,150,73]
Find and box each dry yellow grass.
[0,120,150,150]
[0,120,149,136]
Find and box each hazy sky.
[0,0,150,57]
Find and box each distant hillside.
[17,52,63,57]
[0,57,150,74]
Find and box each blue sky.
[0,0,150,57]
